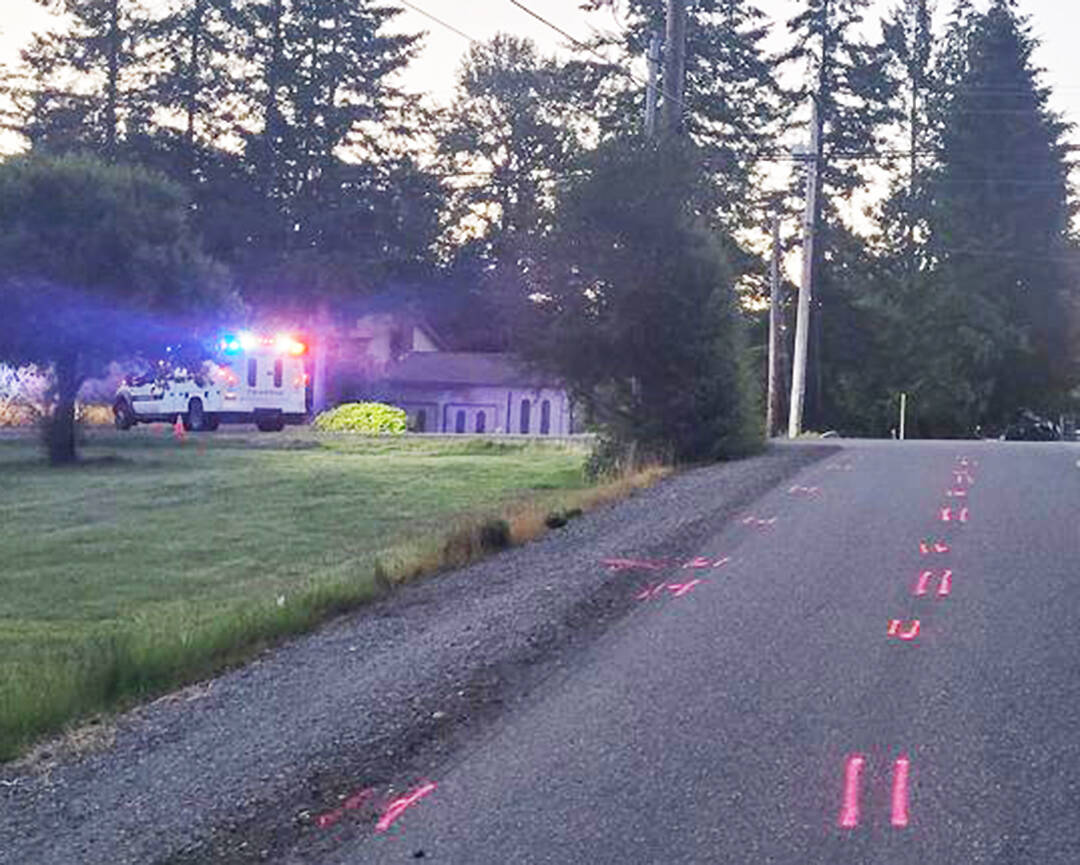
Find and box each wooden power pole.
[661,0,687,136]
[788,98,820,439]
[766,215,783,438]
[644,30,661,138]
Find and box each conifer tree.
[921,0,1075,431]
[13,0,150,158]
[578,0,783,229]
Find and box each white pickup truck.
[113,333,309,432]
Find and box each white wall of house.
[395,386,571,435]
[347,315,440,374]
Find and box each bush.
[313,402,407,434]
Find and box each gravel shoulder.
[0,443,836,865]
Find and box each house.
[377,351,573,435]
[333,312,446,386]
[326,310,575,435]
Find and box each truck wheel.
[113,399,135,430]
[255,415,285,432]
[186,398,206,432]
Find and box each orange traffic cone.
[173,414,186,441]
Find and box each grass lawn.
[0,427,602,762]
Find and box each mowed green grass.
[0,428,590,761]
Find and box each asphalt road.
[341,440,1080,864]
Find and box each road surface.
[339,440,1080,864]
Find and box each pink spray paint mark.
[946,488,968,498]
[887,620,921,641]
[602,558,666,572]
[315,788,378,829]
[375,782,438,833]
[316,808,345,829]
[838,754,866,829]
[713,556,732,568]
[742,516,778,528]
[891,756,911,827]
[682,556,712,570]
[939,507,953,523]
[915,570,952,597]
[637,580,705,600]
[636,583,668,600]
[919,540,950,555]
[788,485,821,496]
[668,579,703,597]
[959,507,969,524]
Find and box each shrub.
[313,401,407,434]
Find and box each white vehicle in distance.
[113,331,309,432]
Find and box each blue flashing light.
[219,334,242,355]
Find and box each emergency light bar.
[218,331,306,356]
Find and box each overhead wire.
[402,0,1079,187]
[505,0,694,120]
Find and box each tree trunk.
[105,0,120,160]
[185,0,205,181]
[47,352,80,465]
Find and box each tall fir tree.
[922,0,1075,432]
[436,34,584,350]
[141,0,240,182]
[13,0,150,158]
[578,0,783,230]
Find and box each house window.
[455,410,466,433]
[520,399,531,434]
[273,358,283,388]
[476,411,486,433]
[247,358,257,387]
[540,400,551,434]
[416,409,426,432]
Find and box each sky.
[3,0,1080,123]
[1,0,1078,225]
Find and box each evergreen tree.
[922,0,1075,432]
[14,0,150,158]
[0,153,237,463]
[879,0,935,275]
[579,0,783,229]
[141,0,239,182]
[227,0,431,306]
[438,35,581,259]
[520,138,762,462]
[436,34,583,350]
[783,0,901,428]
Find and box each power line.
[397,0,478,44]
[403,2,1080,186]
[505,0,691,118]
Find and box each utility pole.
[661,0,687,136]
[766,215,783,438]
[644,30,661,138]
[788,97,820,438]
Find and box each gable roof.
[383,352,560,388]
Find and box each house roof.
[384,352,560,388]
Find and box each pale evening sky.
[1,0,1078,236]
[2,1,1079,131]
